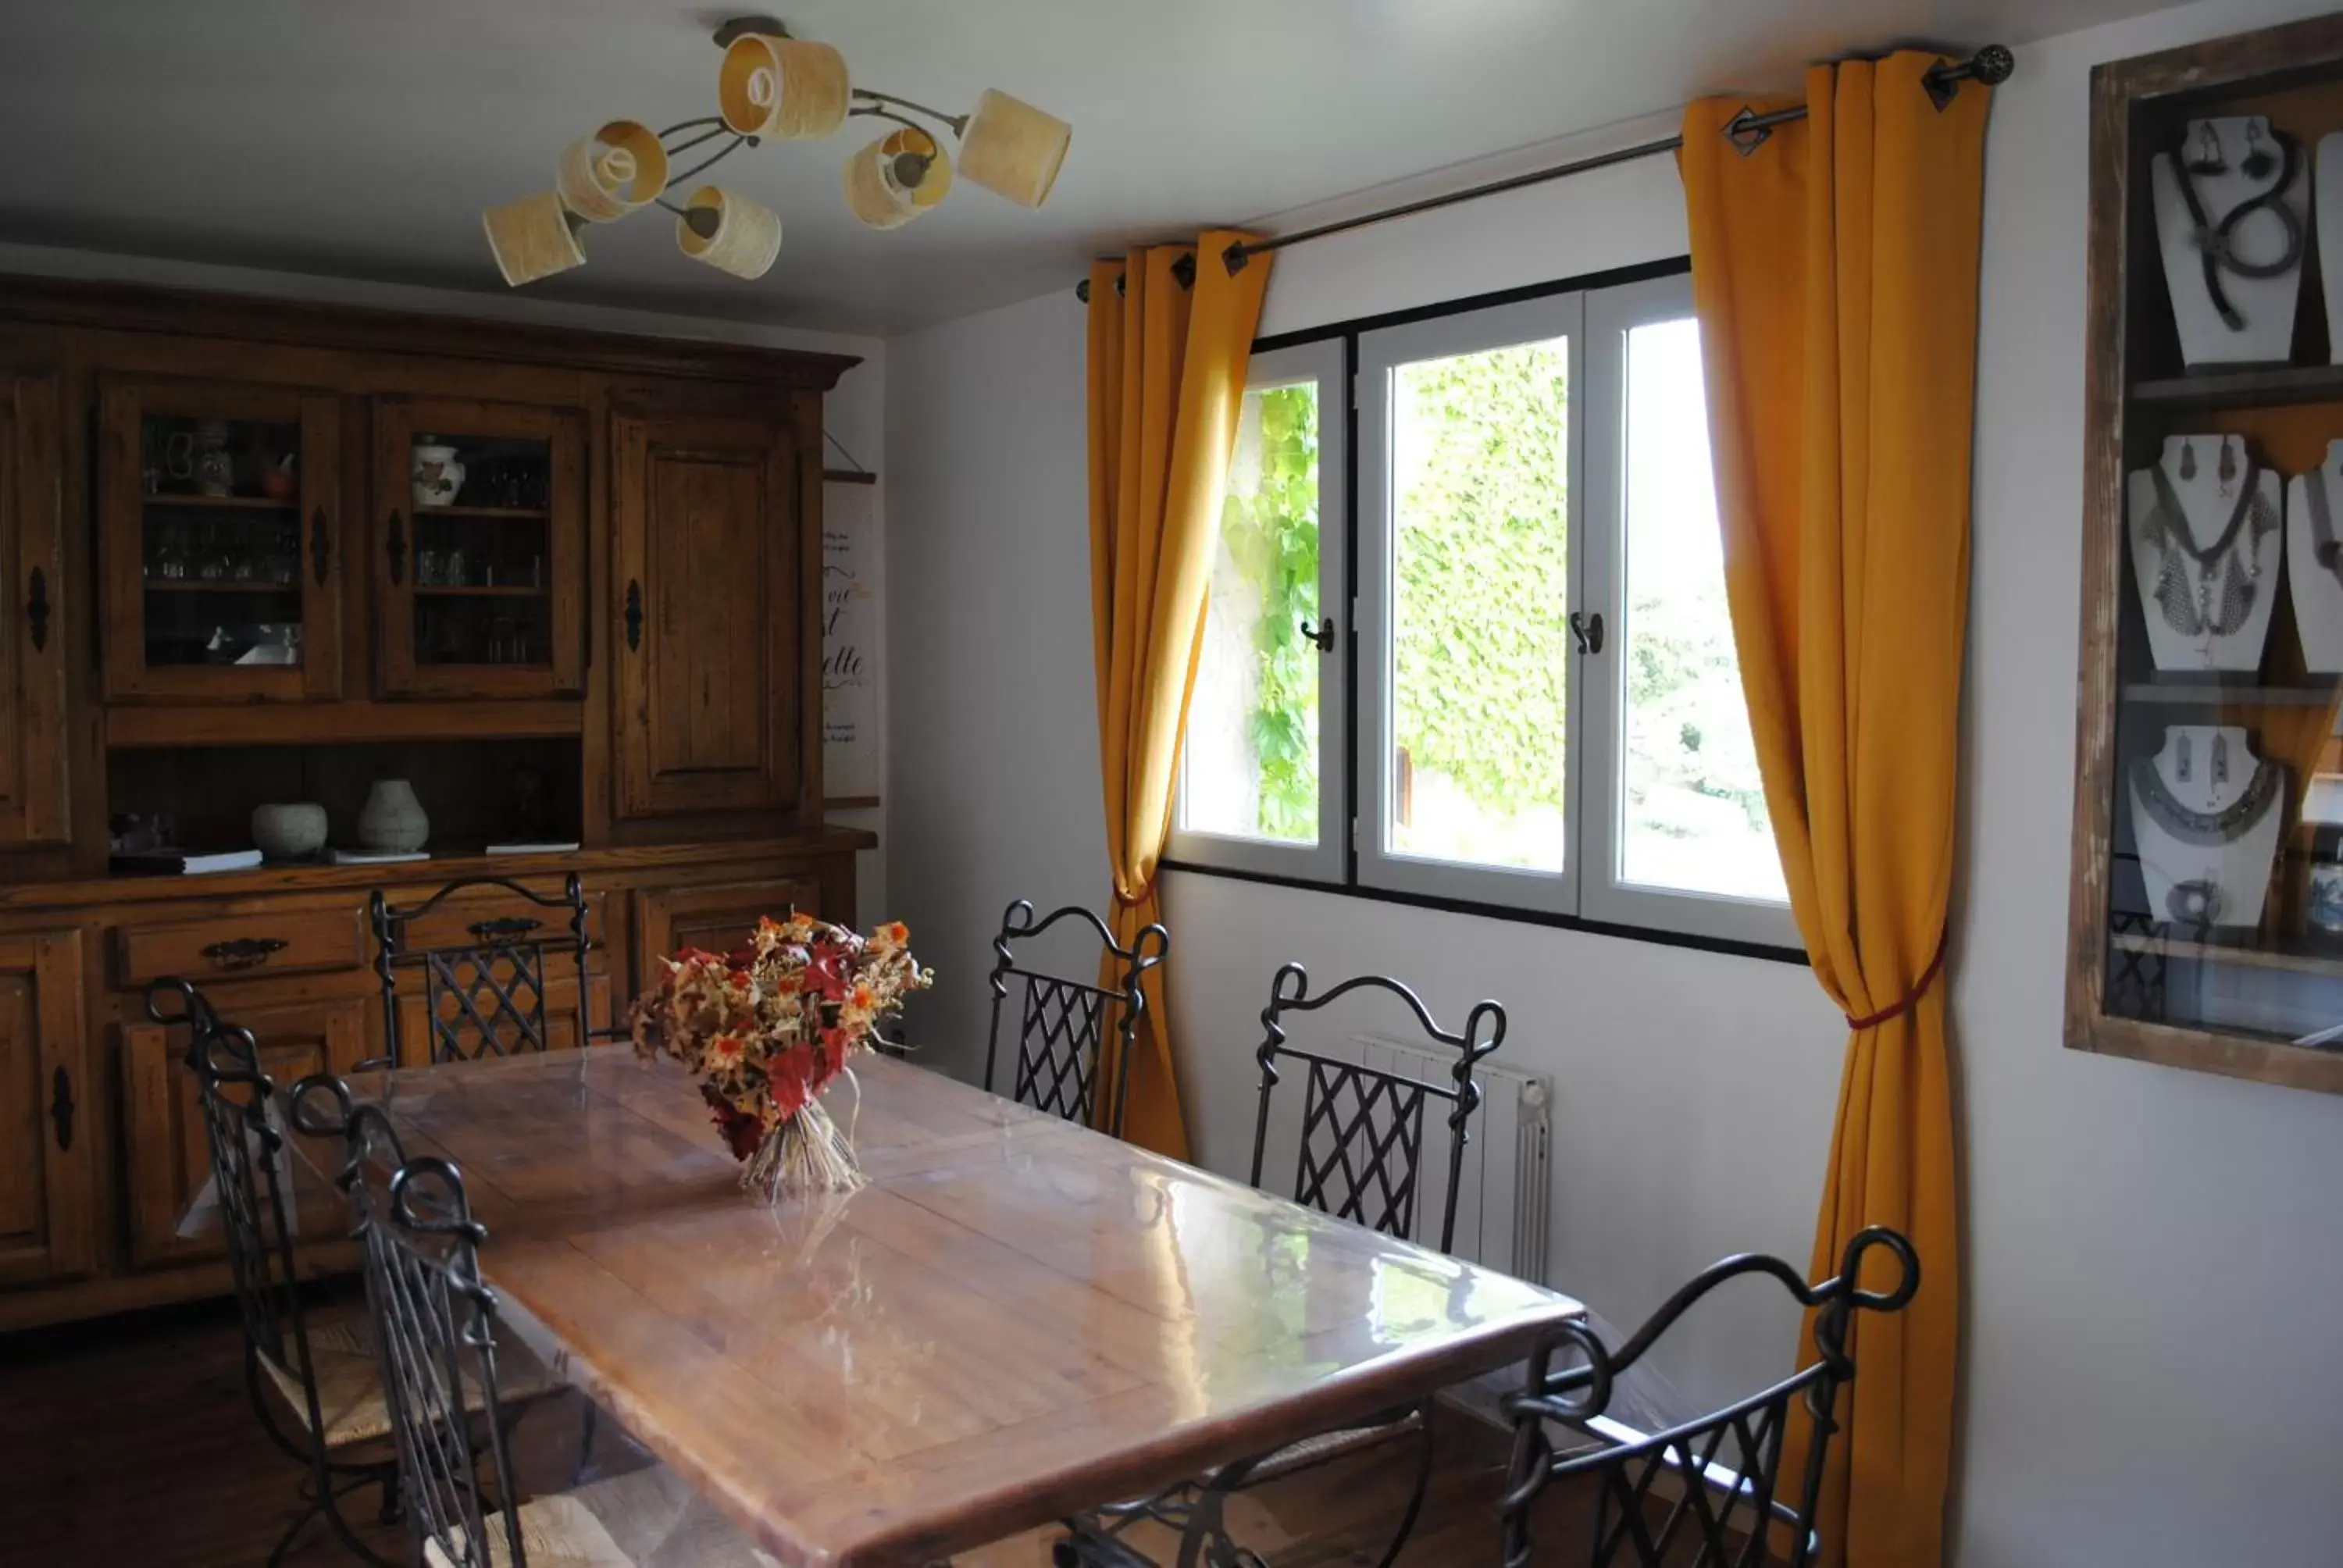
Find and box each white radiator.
[1343,1032,1552,1284]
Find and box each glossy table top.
[300,1049,1582,1566]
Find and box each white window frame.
[1166,338,1348,883]
[1578,273,1798,946]
[1354,293,1586,913]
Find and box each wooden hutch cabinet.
[0,277,872,1329]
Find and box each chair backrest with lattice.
[1246,964,1504,1254]
[295,1078,526,1568]
[147,978,330,1439]
[983,900,1168,1137]
[371,874,593,1066]
[1496,1227,1920,1568]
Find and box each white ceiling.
[0,0,2163,336]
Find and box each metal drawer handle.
[469,916,542,943]
[203,936,288,971]
[51,1066,73,1151]
[387,509,405,586]
[625,579,643,651]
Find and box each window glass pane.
[1617,318,1785,903]
[1182,379,1321,843]
[1387,337,1571,871]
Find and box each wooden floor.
[0,1296,1610,1566]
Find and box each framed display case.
[98,380,342,702]
[2070,14,2343,1092]
[372,396,587,699]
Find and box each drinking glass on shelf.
[444,547,467,587]
[153,523,187,580]
[416,547,440,586]
[196,523,230,583]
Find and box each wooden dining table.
[292,1047,1584,1566]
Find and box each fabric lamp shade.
[718,35,851,139]
[843,127,953,229]
[555,119,669,222]
[483,191,587,287]
[675,185,783,280]
[958,88,1071,208]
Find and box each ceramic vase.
[410,440,465,508]
[357,780,429,853]
[250,802,327,861]
[194,422,234,498]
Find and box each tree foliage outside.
[1389,343,1571,867]
[1216,384,1321,839]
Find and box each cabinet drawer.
[390,885,610,957]
[634,875,820,1007]
[112,907,364,989]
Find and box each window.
[1357,294,1581,911]
[1578,275,1788,944]
[1172,265,1792,950]
[1169,340,1346,881]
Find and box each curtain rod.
[1075,43,2012,303]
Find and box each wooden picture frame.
[2068,13,2343,1093]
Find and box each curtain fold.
[1086,235,1272,1160]
[1680,52,1992,1568]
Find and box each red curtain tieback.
[1843,933,1949,1032]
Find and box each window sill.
[1157,857,1810,968]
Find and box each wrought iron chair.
[1062,962,1505,1568]
[144,978,402,1568]
[1496,1227,1920,1568]
[290,1078,785,1567]
[984,899,1169,1137]
[369,873,606,1068]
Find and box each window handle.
[1568,610,1605,656]
[1299,615,1336,653]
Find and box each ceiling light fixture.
[483,14,1072,287]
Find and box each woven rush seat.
[259,1310,562,1449]
[424,1463,782,1568]
[1229,1407,1424,1484]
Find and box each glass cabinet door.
[373,398,584,699]
[99,383,341,702]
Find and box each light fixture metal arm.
[666,132,753,189]
[851,87,968,139]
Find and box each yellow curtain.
[1680,53,1992,1567]
[1086,235,1272,1159]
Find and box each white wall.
[883,291,1108,1065]
[0,240,893,915]
[881,2,2343,1562]
[1957,1,2343,1563]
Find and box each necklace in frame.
[2142,456,2277,637]
[2128,750,2280,846]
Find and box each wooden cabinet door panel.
[0,931,92,1286]
[0,372,68,846]
[634,876,821,1007]
[122,995,367,1270]
[98,381,342,703]
[613,414,801,818]
[373,397,586,699]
